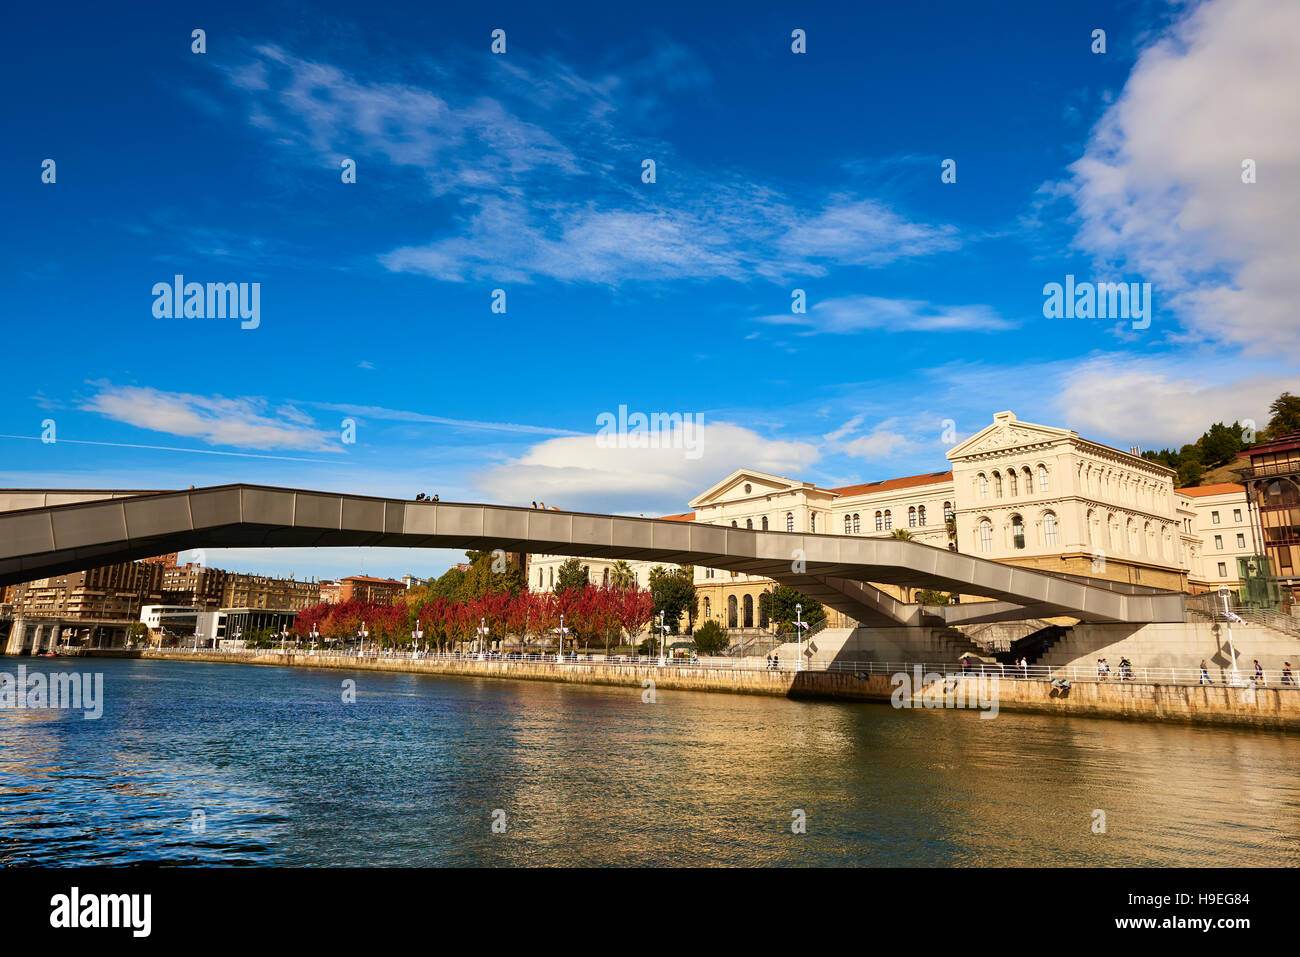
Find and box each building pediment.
[689,469,812,509]
[946,411,1076,461]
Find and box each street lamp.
[358,621,369,658]
[794,603,809,672]
[280,626,290,653]
[1220,586,1244,685]
[555,614,565,663]
[309,624,319,653]
[657,611,669,667]
[476,617,489,660]
[412,620,423,658]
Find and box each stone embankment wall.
[77,648,1300,731]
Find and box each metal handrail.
[97,645,1300,689]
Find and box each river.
[1,657,1296,866]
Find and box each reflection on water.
[1,658,1297,866]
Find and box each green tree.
[691,619,729,655]
[759,585,825,635]
[555,558,589,594]
[916,589,951,606]
[427,566,466,601]
[1201,422,1246,468]
[1177,459,1205,487]
[890,528,913,540]
[648,565,696,633]
[458,550,526,601]
[1263,392,1300,440]
[608,560,637,590]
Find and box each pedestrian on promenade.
[1282,662,1295,686]
[1254,659,1264,685]
[961,657,970,675]
[1199,660,1210,685]
[1020,657,1029,680]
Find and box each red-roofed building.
[337,575,406,604]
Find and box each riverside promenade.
[71,647,1300,732]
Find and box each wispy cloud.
[215,41,966,287]
[758,295,1015,334]
[81,384,340,452]
[295,399,583,437]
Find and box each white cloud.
[823,413,868,442]
[775,197,960,273]
[1055,355,1289,447]
[216,43,963,287]
[759,295,1015,334]
[475,421,819,513]
[842,431,914,460]
[1067,0,1300,357]
[82,384,338,452]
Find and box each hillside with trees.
[1141,391,1299,487]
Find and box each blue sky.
[3,0,1297,581]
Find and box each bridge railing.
[83,645,1300,690]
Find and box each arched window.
[1127,518,1138,553]
[786,512,794,532]
[703,597,711,618]
[918,506,927,527]
[1037,464,1049,492]
[548,567,554,588]
[1043,511,1058,547]
[977,474,989,500]
[731,520,738,527]
[845,515,852,533]
[1023,467,1033,493]
[762,516,769,530]
[884,510,893,530]
[908,506,917,527]
[1008,470,1018,495]
[746,518,753,529]
[875,511,883,531]
[538,569,543,588]
[943,501,953,523]
[1011,514,1026,550]
[810,513,816,533]
[853,513,861,534]
[993,472,1003,498]
[743,594,754,628]
[1086,509,1096,547]
[602,568,609,586]
[727,595,738,628]
[978,519,993,553]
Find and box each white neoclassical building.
[526,410,1245,633]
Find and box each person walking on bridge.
[1199,660,1211,685]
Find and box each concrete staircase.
[769,625,989,667]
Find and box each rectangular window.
[1212,511,1220,524]
[1237,534,1246,549]
[1218,562,1228,577]
[1215,535,1223,549]
[1233,509,1242,522]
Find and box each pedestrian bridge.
[0,485,1186,626]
